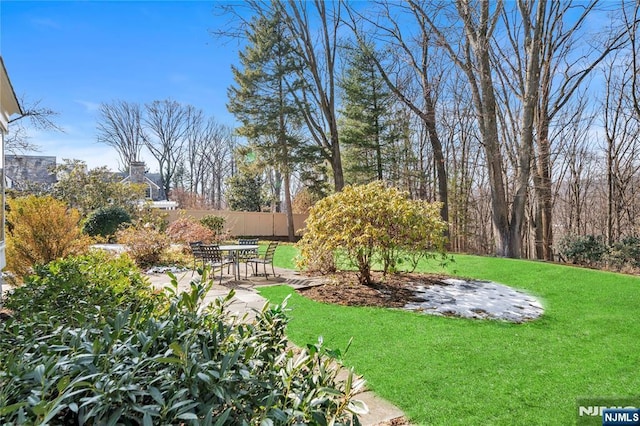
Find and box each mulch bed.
[298,271,452,308]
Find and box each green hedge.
[0,255,364,424]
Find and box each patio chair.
[200,244,234,284]
[189,241,204,273]
[246,241,279,279]
[237,238,259,264]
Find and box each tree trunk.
[283,170,296,242]
[331,131,345,191]
[534,129,554,260]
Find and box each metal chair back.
[263,241,278,262]
[246,241,279,279]
[238,238,259,260]
[200,244,226,264]
[189,241,204,269]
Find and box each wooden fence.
[166,210,308,238]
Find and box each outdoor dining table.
[218,244,259,280]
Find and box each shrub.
[116,224,170,268]
[297,181,447,285]
[608,236,640,270]
[200,214,226,236]
[6,195,92,279]
[558,234,608,267]
[133,203,169,231]
[82,205,131,240]
[3,251,156,328]
[167,216,216,244]
[0,273,366,424]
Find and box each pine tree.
[228,9,304,240]
[338,44,395,185]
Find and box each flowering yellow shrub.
[6,195,92,279]
[297,181,447,285]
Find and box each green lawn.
[265,246,640,425]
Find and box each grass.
[265,246,640,425]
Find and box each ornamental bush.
[297,181,447,285]
[200,214,226,236]
[116,223,170,268]
[82,205,131,241]
[0,271,366,424]
[167,215,216,244]
[6,195,92,280]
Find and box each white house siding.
[1,57,23,287]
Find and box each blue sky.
[1,1,242,171]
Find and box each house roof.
[0,56,23,122]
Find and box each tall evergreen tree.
[339,44,395,185]
[226,169,267,212]
[228,9,304,241]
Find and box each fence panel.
[166,210,308,237]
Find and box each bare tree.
[412,0,623,258]
[276,0,345,191]
[523,1,627,260]
[412,0,531,256]
[142,100,190,197]
[96,100,144,171]
[623,1,640,119]
[200,123,236,209]
[602,55,640,244]
[6,96,62,154]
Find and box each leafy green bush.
[558,234,608,266]
[297,181,447,285]
[3,250,156,328]
[200,214,226,236]
[608,236,640,269]
[82,205,131,240]
[0,271,366,424]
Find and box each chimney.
[129,161,146,184]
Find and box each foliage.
[298,163,333,204]
[3,251,156,328]
[608,236,640,270]
[0,270,366,425]
[558,234,640,272]
[226,169,268,212]
[558,234,608,266]
[116,223,170,268]
[297,181,447,285]
[82,205,131,241]
[134,203,169,231]
[199,214,226,236]
[5,195,92,280]
[292,187,321,215]
[51,159,146,217]
[167,215,216,244]
[338,42,395,185]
